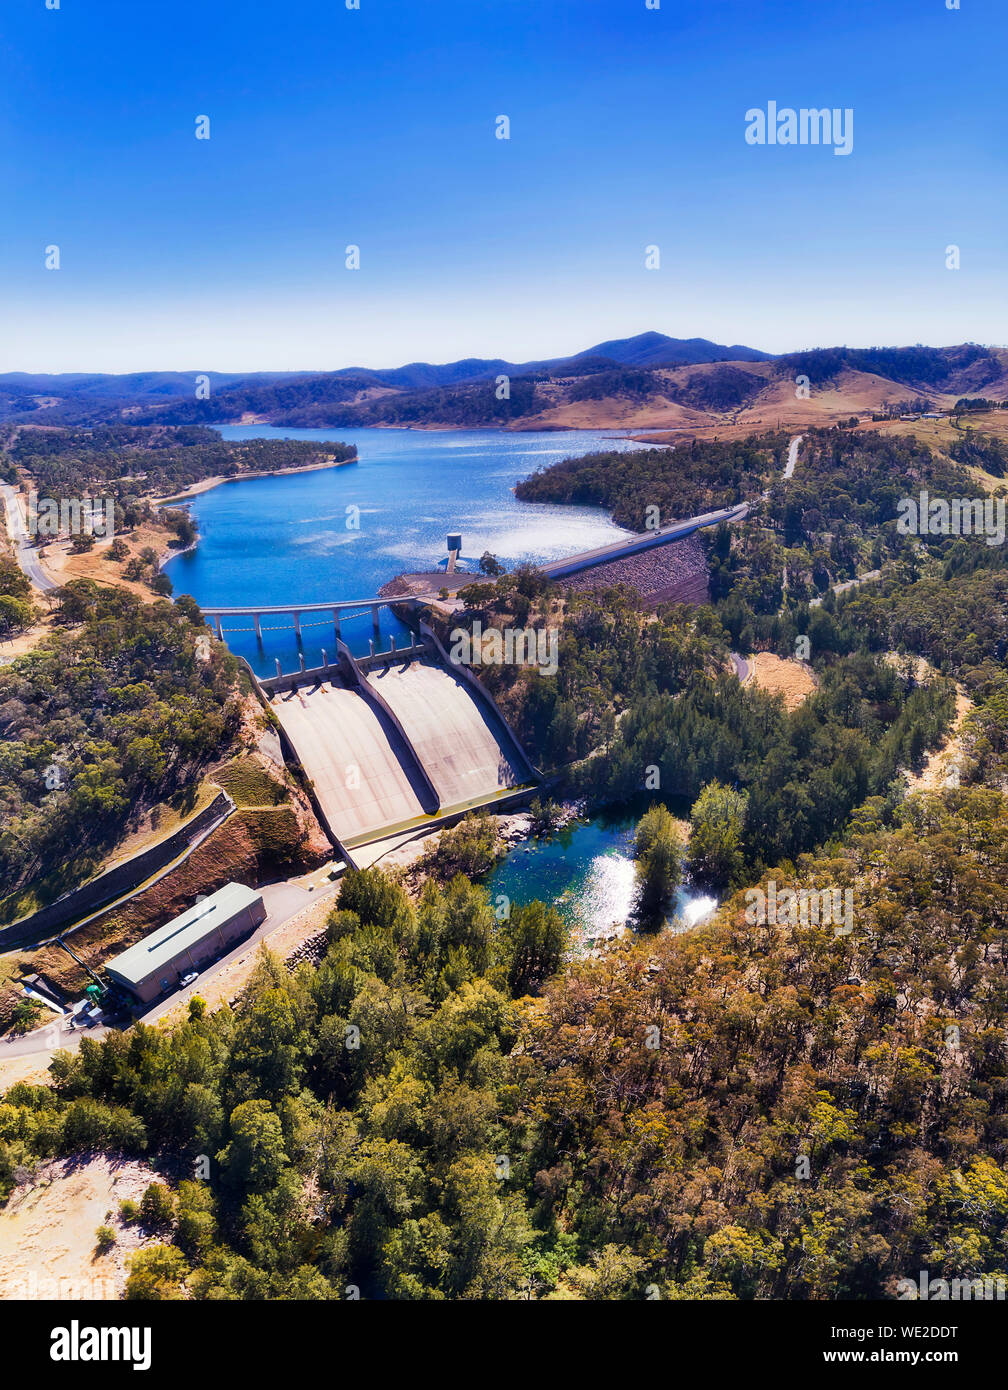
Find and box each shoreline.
[192,419,637,438]
[153,453,357,506]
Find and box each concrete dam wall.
[269,675,433,846]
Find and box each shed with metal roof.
[104,882,266,1004]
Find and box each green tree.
[124,1244,189,1300]
[631,804,684,930]
[686,781,749,889]
[139,1181,175,1228]
[478,552,504,577]
[497,900,568,996]
[217,1100,290,1195]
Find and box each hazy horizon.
[3,326,1008,382]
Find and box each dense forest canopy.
[3,424,355,500]
[1,787,1005,1300]
[515,434,783,530]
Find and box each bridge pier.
[191,598,419,656]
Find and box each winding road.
[1,481,58,593]
[731,435,803,679]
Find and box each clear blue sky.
[1,0,1004,371]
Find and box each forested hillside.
[774,343,999,391]
[3,424,355,501]
[0,585,241,916]
[516,434,782,529]
[1,784,1004,1299]
[5,339,1003,433]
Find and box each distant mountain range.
[2,333,1004,433]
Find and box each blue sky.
[1,0,1004,371]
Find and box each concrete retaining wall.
[0,790,234,948]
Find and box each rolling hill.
[2,335,1006,433]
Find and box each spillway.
[367,658,525,810]
[269,676,432,844]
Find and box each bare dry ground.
[35,518,179,599]
[0,614,54,662]
[745,652,818,711]
[0,1155,161,1300]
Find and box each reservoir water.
[485,808,718,949]
[164,426,638,675]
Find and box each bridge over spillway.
[199,594,425,644]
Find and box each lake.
[164,426,638,675]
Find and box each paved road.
[809,570,882,607]
[783,434,804,480]
[0,481,58,593]
[735,437,804,679]
[0,874,340,1061]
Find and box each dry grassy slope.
[516,350,1008,433]
[26,807,324,996]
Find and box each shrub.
[139,1181,175,1228]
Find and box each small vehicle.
[180,971,199,987]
